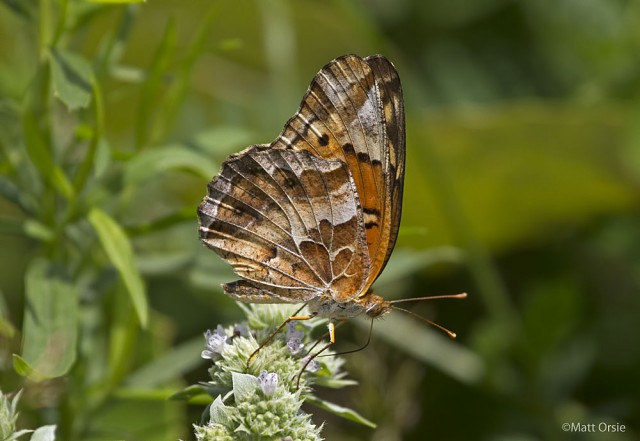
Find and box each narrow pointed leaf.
[88,208,148,327]
[305,395,376,428]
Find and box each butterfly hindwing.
[198,147,371,304]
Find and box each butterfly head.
[360,290,392,318]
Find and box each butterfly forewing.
[271,55,405,293]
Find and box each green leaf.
[12,354,36,378]
[1,0,35,19]
[151,8,219,142]
[72,79,104,194]
[88,208,148,327]
[0,176,38,215]
[124,336,205,387]
[123,144,216,186]
[374,247,466,294]
[169,384,213,402]
[193,126,255,158]
[20,259,78,378]
[312,376,358,389]
[22,111,74,201]
[209,396,234,427]
[305,395,376,428]
[23,219,55,242]
[363,313,485,385]
[105,286,139,389]
[231,372,258,402]
[29,425,57,441]
[50,49,92,111]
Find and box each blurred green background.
[1,0,640,440]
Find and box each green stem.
[38,0,51,60]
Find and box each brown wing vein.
[237,149,332,285]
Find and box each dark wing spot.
[363,207,381,216]
[284,177,297,189]
[357,152,371,163]
[364,221,379,229]
[319,133,329,146]
[266,247,277,260]
[371,159,382,167]
[343,143,356,156]
[288,134,303,149]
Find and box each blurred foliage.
[1,0,639,440]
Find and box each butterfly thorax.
[307,289,391,320]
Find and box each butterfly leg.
[246,304,314,369]
[295,321,337,390]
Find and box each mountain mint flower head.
[1,389,57,440]
[285,321,305,341]
[258,370,278,396]
[189,304,375,440]
[201,325,229,360]
[287,337,304,355]
[285,322,306,356]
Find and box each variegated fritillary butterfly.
[198,54,464,359]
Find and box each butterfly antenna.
[389,292,467,339]
[390,305,459,338]
[389,292,468,304]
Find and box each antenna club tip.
[450,332,457,339]
[457,292,468,299]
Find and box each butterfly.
[198,54,462,356]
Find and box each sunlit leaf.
[88,208,148,327]
[12,354,36,378]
